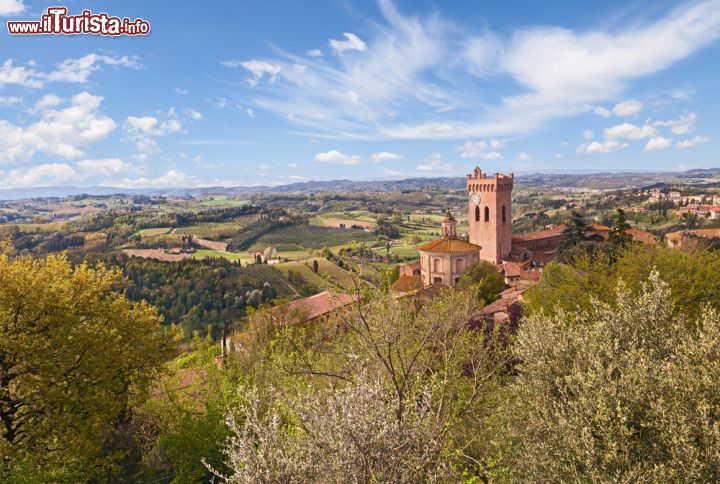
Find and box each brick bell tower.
[466,167,513,264]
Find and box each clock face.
[470,193,481,206]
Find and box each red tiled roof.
[511,224,566,242]
[588,223,611,231]
[627,229,657,244]
[279,291,355,322]
[391,275,423,293]
[417,236,481,253]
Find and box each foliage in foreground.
[501,272,720,481]
[0,247,177,481]
[214,288,512,482]
[523,243,720,320]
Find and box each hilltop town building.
[401,167,565,291]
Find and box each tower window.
[502,206,506,223]
[475,206,480,222]
[484,206,490,222]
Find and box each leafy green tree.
[523,244,720,321]
[609,208,633,248]
[224,286,511,480]
[558,210,603,260]
[499,273,720,481]
[0,249,177,481]
[457,261,505,304]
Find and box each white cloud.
[0,54,138,89]
[0,0,24,16]
[0,92,115,164]
[187,109,203,121]
[45,54,139,83]
[329,33,367,54]
[109,170,195,188]
[417,153,452,172]
[314,150,361,165]
[76,158,133,177]
[1,163,76,187]
[603,122,657,140]
[371,151,402,162]
[516,152,531,161]
[106,170,242,189]
[583,129,594,140]
[173,87,188,95]
[124,109,189,156]
[31,93,62,112]
[593,106,612,117]
[288,162,300,168]
[239,0,720,141]
[0,95,22,106]
[654,112,696,135]
[644,136,673,151]
[0,59,41,88]
[306,49,323,57]
[577,139,629,154]
[222,60,281,86]
[612,100,643,116]
[455,140,503,159]
[676,135,709,148]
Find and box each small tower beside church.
[466,167,513,264]
[441,210,457,238]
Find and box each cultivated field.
[251,224,376,250]
[118,249,194,262]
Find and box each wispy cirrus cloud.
[223,0,720,141]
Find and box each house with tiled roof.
[627,229,657,245]
[261,291,356,325]
[417,211,482,286]
[666,228,720,250]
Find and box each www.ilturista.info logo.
[7,7,150,36]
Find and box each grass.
[238,265,295,297]
[193,249,251,263]
[196,198,251,207]
[275,260,328,289]
[251,224,375,250]
[275,257,354,290]
[135,227,172,237]
[174,217,257,239]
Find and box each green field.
[251,224,376,250]
[192,249,251,263]
[374,245,420,259]
[275,257,354,290]
[174,217,257,239]
[135,227,172,237]
[238,264,295,296]
[275,260,328,290]
[196,198,251,207]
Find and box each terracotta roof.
[417,236,481,253]
[502,262,522,277]
[279,291,355,322]
[666,228,720,242]
[511,224,566,242]
[627,229,657,244]
[391,275,423,293]
[589,223,611,231]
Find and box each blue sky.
[1,0,719,188]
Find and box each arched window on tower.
[484,206,490,222]
[502,206,506,223]
[475,206,480,222]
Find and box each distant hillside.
[1,168,719,201]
